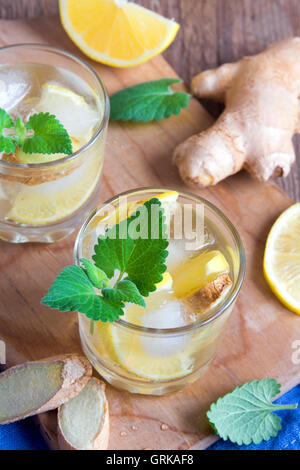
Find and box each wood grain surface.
[0,0,299,200]
[0,16,300,450]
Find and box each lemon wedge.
[59,0,180,67]
[173,250,230,299]
[36,83,99,142]
[264,203,300,314]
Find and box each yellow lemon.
[59,0,180,67]
[264,203,300,314]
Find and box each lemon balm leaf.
[80,258,109,289]
[110,79,191,122]
[24,112,73,155]
[42,265,124,322]
[207,378,298,445]
[42,199,169,323]
[103,280,145,307]
[0,108,16,154]
[93,198,169,296]
[0,107,73,157]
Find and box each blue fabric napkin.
[1,384,299,450]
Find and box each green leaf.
[110,79,191,122]
[24,112,73,155]
[80,258,109,289]
[0,108,15,154]
[14,116,27,147]
[103,280,145,307]
[93,198,169,296]
[207,378,298,445]
[41,265,124,322]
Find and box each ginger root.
[58,378,109,450]
[174,38,300,187]
[184,274,232,313]
[0,355,92,424]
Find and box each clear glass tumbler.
[74,188,245,395]
[0,44,109,243]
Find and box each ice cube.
[167,238,188,272]
[139,300,188,357]
[0,69,31,113]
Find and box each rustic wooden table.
[0,0,299,201]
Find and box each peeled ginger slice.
[58,378,109,450]
[0,355,92,425]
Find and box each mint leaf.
[15,116,27,147]
[0,108,15,154]
[80,258,109,289]
[110,79,191,122]
[93,198,169,296]
[207,378,298,445]
[42,265,124,322]
[103,280,145,307]
[24,112,72,155]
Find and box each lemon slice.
[90,190,179,229]
[14,137,81,164]
[36,83,99,142]
[96,319,192,381]
[59,0,180,67]
[7,156,101,225]
[156,272,173,291]
[264,203,300,314]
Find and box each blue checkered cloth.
[0,384,299,450]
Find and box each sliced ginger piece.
[58,378,109,450]
[184,273,232,313]
[0,354,92,425]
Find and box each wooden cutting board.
[1,16,300,450]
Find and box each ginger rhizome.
[174,38,300,187]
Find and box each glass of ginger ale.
[0,44,109,243]
[75,188,245,395]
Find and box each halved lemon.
[264,203,300,314]
[59,0,180,67]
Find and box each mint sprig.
[42,199,168,324]
[42,264,124,323]
[0,107,72,156]
[207,378,298,445]
[93,198,169,296]
[110,79,191,122]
